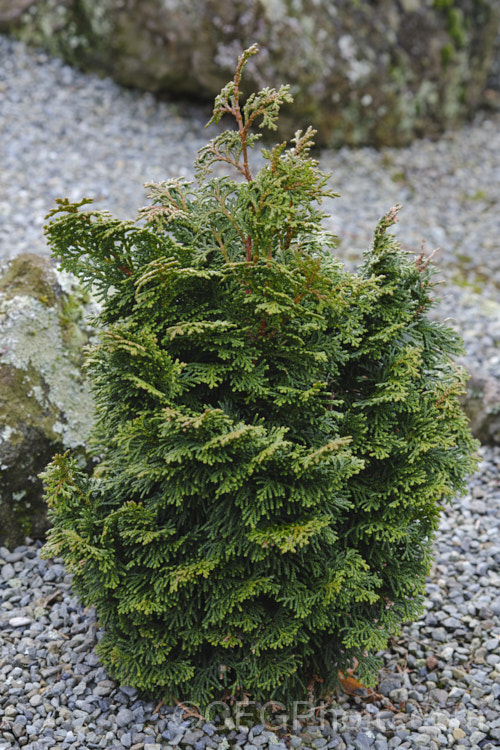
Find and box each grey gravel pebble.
[1,563,16,581]
[1,32,500,750]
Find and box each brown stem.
[206,143,247,179]
[213,229,229,262]
[245,236,252,262]
[106,246,132,276]
[232,67,252,183]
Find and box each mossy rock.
[0,254,97,549]
[1,0,499,147]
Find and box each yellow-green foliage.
[41,46,477,708]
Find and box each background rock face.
[461,372,500,446]
[0,254,96,549]
[1,0,499,147]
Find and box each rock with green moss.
[0,254,97,549]
[1,0,499,147]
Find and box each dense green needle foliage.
[41,45,477,708]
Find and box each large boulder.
[0,254,97,549]
[1,0,499,147]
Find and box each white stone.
[9,616,32,628]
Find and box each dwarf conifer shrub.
[41,46,477,708]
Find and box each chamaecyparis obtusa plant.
[41,45,477,708]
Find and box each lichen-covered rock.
[0,254,97,549]
[461,372,500,445]
[1,0,499,147]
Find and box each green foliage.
[41,46,477,709]
[434,0,468,50]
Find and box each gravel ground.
[1,34,500,750]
